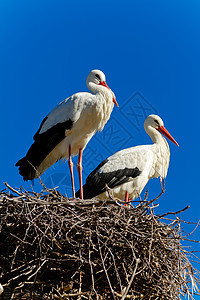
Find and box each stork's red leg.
[124,191,129,207]
[77,148,83,199]
[68,144,75,199]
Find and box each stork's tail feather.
[15,157,37,181]
[15,137,56,181]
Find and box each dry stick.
[144,187,149,200]
[114,291,136,298]
[75,198,123,207]
[122,262,129,285]
[9,259,39,275]
[148,178,165,204]
[148,220,154,264]
[159,205,190,218]
[183,220,200,238]
[130,180,165,211]
[60,292,89,297]
[97,227,123,294]
[88,231,98,298]
[4,182,22,196]
[97,235,116,300]
[77,270,82,300]
[121,258,140,300]
[107,246,123,293]
[105,184,114,199]
[105,184,130,207]
[8,265,37,284]
[27,259,47,281]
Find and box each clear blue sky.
[1,0,200,296]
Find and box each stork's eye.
[95,74,101,81]
[154,119,159,125]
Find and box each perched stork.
[76,114,178,200]
[16,69,118,199]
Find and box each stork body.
[76,115,178,200]
[16,70,118,199]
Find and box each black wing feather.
[76,158,141,199]
[33,116,48,140]
[16,118,73,180]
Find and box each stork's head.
[144,114,179,146]
[86,69,118,107]
[144,114,164,129]
[86,70,106,86]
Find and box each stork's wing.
[83,168,141,199]
[16,118,74,180]
[76,156,141,199]
[34,92,92,139]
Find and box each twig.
[4,182,22,196]
[159,206,190,218]
[97,235,116,300]
[121,258,140,300]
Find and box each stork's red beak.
[158,126,179,146]
[100,81,119,107]
[112,96,119,107]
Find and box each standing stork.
[16,69,118,199]
[76,114,178,200]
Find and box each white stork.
[16,69,118,199]
[76,114,178,200]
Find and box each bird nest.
[0,182,199,299]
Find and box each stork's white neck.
[145,125,169,150]
[144,124,170,179]
[87,81,112,99]
[84,81,114,132]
